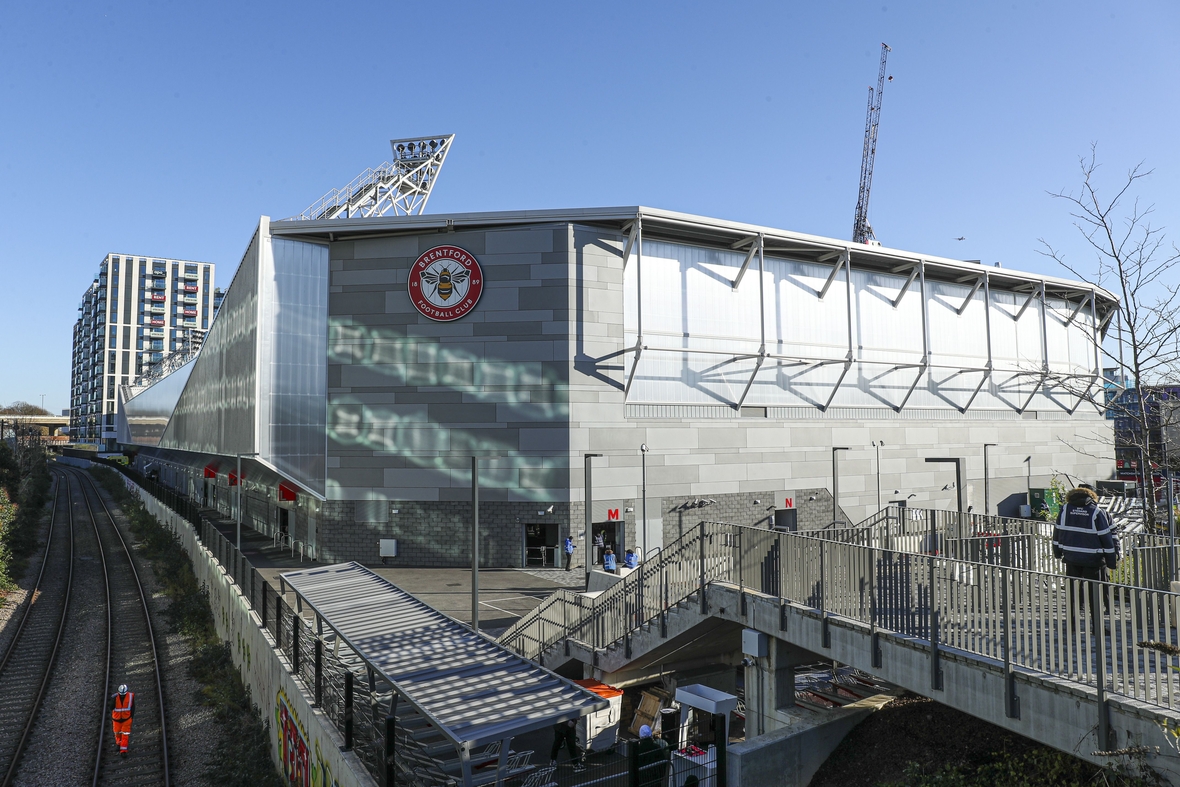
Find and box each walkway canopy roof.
[281,562,607,748]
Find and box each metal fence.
[501,519,1180,713]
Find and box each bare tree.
[1039,146,1180,528]
[0,402,49,416]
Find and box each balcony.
[182,273,199,281]
[182,296,197,305]
[149,318,165,326]
[183,284,198,293]
[148,306,166,315]
[152,271,166,278]
[183,308,197,316]
[147,329,165,338]
[150,294,166,302]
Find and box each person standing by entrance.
[110,684,134,756]
[1052,484,1118,624]
[564,536,576,571]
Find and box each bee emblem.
[419,265,470,302]
[409,245,484,322]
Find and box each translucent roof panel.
[281,562,606,747]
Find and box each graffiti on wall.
[276,687,338,787]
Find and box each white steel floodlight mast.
[290,134,455,221]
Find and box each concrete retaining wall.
[726,695,891,787]
[125,476,376,787]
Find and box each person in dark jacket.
[549,719,585,771]
[1053,485,1118,622]
[635,724,670,786]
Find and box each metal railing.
[500,519,1180,713]
[102,469,444,787]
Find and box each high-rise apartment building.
[70,254,216,449]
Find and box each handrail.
[500,517,1180,713]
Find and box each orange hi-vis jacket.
[112,692,134,721]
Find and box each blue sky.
[1,1,1177,413]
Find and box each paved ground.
[200,510,567,636]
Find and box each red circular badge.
[408,245,484,322]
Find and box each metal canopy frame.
[281,563,606,787]
[621,235,1098,414]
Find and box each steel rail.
[0,469,75,786]
[0,471,63,676]
[71,467,170,787]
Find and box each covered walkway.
[282,563,607,787]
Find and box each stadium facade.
[118,207,1117,567]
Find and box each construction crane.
[852,43,892,245]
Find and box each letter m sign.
[607,508,620,520]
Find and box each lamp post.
[235,451,259,550]
[585,453,603,584]
[925,457,964,538]
[872,441,884,513]
[640,444,649,561]
[983,444,996,517]
[832,447,849,526]
[472,456,480,633]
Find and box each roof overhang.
[270,205,1119,309]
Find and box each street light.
[832,447,849,526]
[585,453,603,584]
[872,441,884,512]
[925,457,964,540]
[640,444,649,561]
[983,444,997,517]
[235,451,259,550]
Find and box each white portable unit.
[573,680,623,752]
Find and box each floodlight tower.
[852,44,891,245]
[292,134,455,220]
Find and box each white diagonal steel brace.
[736,351,768,408]
[1063,293,1091,326]
[822,360,853,411]
[1098,307,1116,332]
[1013,285,1040,321]
[961,369,992,412]
[818,251,849,300]
[955,276,985,316]
[624,346,644,399]
[891,266,920,308]
[621,219,640,270]
[1018,371,1048,413]
[732,234,762,290]
[1068,374,1100,415]
[896,360,929,412]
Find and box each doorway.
[524,523,559,567]
[591,521,625,566]
[279,508,290,537]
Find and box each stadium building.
[117,139,1117,568]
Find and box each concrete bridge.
[499,513,1180,783]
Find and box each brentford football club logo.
[408,245,484,322]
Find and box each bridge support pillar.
[745,638,821,736]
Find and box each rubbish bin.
[660,707,680,749]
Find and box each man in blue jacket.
[1053,484,1118,623]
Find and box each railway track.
[70,467,170,787]
[0,470,74,785]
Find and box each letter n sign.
[780,493,796,510]
[607,508,621,521]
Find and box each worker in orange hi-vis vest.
[110,684,134,756]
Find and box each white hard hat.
[118,684,128,694]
